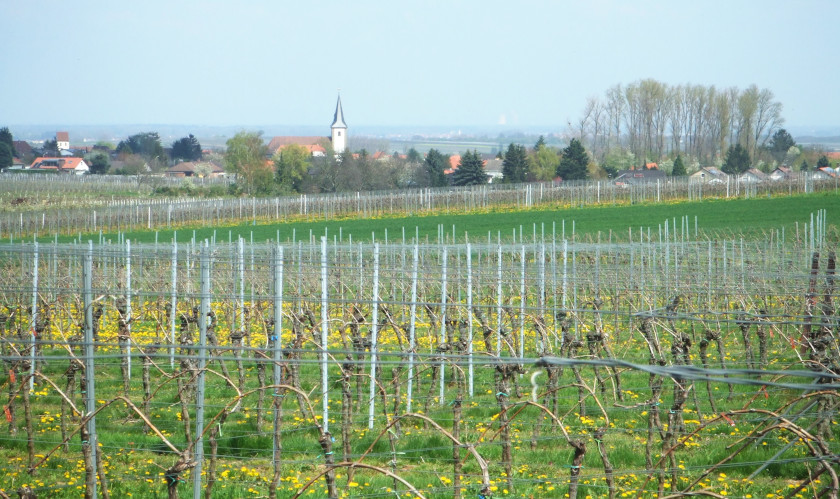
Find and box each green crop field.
[59,191,840,245]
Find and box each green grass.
[53,190,840,245]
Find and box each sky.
[2,0,839,131]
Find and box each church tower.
[330,94,347,154]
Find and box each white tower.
[330,94,347,154]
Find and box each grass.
[51,190,840,245]
[4,189,839,497]
[1,304,836,498]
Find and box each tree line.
[573,79,784,165]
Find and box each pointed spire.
[331,93,346,129]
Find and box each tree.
[671,154,687,176]
[225,131,272,194]
[799,159,809,171]
[556,139,589,180]
[533,135,546,151]
[424,149,449,187]
[767,128,795,164]
[117,132,166,165]
[406,148,422,164]
[274,144,311,192]
[88,152,110,174]
[816,155,830,169]
[171,134,202,162]
[501,143,528,183]
[0,142,12,171]
[721,143,751,174]
[42,139,59,157]
[451,150,488,186]
[529,144,559,181]
[0,127,13,157]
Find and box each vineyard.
[2,172,839,241]
[1,207,839,499]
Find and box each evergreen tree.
[800,159,809,171]
[671,154,687,176]
[816,155,830,169]
[556,138,589,180]
[451,150,488,186]
[0,127,13,157]
[721,143,750,174]
[88,152,110,174]
[424,148,449,187]
[117,132,166,165]
[0,142,12,171]
[501,143,528,183]
[171,134,202,161]
[767,129,796,164]
[406,147,422,163]
[534,135,546,151]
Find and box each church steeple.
[330,93,347,154]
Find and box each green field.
[62,191,840,245]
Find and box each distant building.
[30,157,89,174]
[614,168,666,184]
[56,131,70,151]
[330,94,347,154]
[267,93,347,157]
[12,140,33,158]
[769,166,793,181]
[165,161,225,178]
[267,137,327,157]
[483,158,504,183]
[738,168,767,183]
[812,167,837,180]
[690,166,727,183]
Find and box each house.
[12,140,33,158]
[30,157,89,174]
[769,166,793,181]
[690,166,727,183]
[614,168,667,184]
[267,136,328,157]
[738,168,767,183]
[444,155,461,175]
[442,155,500,182]
[811,167,837,180]
[165,161,225,178]
[56,131,70,151]
[483,158,503,183]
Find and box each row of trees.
[224,129,601,194]
[573,80,785,167]
[226,132,426,195]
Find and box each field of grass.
[58,190,840,245]
[1,302,831,499]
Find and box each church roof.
[331,94,347,129]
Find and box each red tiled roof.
[30,156,87,171]
[56,131,69,142]
[267,136,327,154]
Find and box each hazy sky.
[2,0,838,129]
